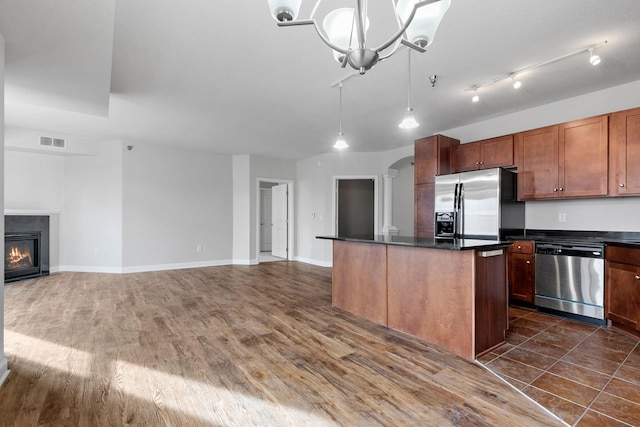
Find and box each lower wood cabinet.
[508,240,535,304]
[606,245,640,335]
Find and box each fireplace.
[5,232,42,282]
[5,215,50,283]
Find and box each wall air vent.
[39,136,66,148]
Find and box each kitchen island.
[317,235,512,359]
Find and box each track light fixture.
[464,41,607,102]
[511,74,522,89]
[471,89,479,103]
[267,0,451,75]
[333,83,349,150]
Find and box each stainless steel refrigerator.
[434,168,525,240]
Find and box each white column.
[382,169,399,235]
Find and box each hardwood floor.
[1,263,563,426]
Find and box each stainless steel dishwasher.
[535,241,605,320]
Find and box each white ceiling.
[1,0,640,160]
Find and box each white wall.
[296,148,412,266]
[61,141,123,271]
[0,33,8,387]
[232,155,251,263]
[390,156,414,236]
[122,143,233,271]
[4,151,64,211]
[440,79,640,233]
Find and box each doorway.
[257,179,293,263]
[334,177,378,236]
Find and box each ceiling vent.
[40,136,66,149]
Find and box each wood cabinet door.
[520,126,559,199]
[452,142,480,172]
[611,107,640,196]
[559,115,609,198]
[415,183,435,238]
[414,136,438,184]
[480,135,514,169]
[606,261,640,330]
[508,253,535,303]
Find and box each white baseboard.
[52,257,327,274]
[231,258,259,265]
[0,357,9,389]
[58,259,235,274]
[294,256,332,268]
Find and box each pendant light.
[399,49,419,129]
[333,83,349,150]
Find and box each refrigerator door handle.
[453,183,459,236]
[458,183,464,237]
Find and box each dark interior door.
[337,179,374,236]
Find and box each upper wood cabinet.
[414,134,459,184]
[452,134,514,173]
[518,115,609,200]
[610,107,640,196]
[414,135,459,238]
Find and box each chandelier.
[267,0,451,74]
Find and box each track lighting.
[471,89,479,103]
[511,75,522,89]
[589,48,601,66]
[465,40,607,102]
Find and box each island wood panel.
[474,249,508,355]
[332,240,388,325]
[387,246,475,359]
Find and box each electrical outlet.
[558,213,567,223]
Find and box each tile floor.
[479,307,640,426]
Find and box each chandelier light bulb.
[267,0,302,22]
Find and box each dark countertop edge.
[316,235,513,251]
[506,235,640,248]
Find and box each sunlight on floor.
[5,330,93,377]
[114,360,337,426]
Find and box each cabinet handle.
[517,245,522,249]
[559,187,564,192]
[620,183,625,188]
[480,161,484,165]
[526,260,531,264]
[553,188,558,192]
[475,161,480,165]
[636,275,640,280]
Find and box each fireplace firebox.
[5,232,42,282]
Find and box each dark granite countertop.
[506,230,640,248]
[316,234,513,251]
